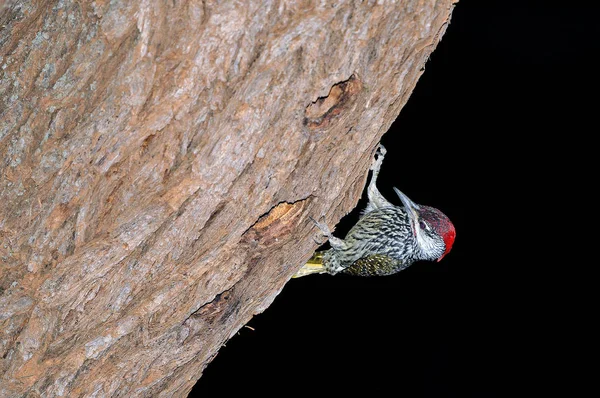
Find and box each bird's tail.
[293,251,326,278]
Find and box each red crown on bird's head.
[438,221,456,261]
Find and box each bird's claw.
[309,215,334,243]
[370,144,387,171]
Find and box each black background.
[191,1,594,396]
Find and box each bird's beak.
[394,187,420,223]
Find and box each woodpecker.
[294,145,456,277]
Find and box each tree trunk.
[0,0,456,396]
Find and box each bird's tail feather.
[293,251,326,278]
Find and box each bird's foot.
[370,144,387,172]
[309,215,344,249]
[309,215,334,241]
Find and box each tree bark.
[0,0,456,396]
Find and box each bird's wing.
[342,254,404,276]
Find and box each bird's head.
[394,188,456,262]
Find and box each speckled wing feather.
[342,254,406,276]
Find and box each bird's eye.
[419,220,429,231]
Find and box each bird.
[294,145,456,277]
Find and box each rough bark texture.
[0,1,456,396]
